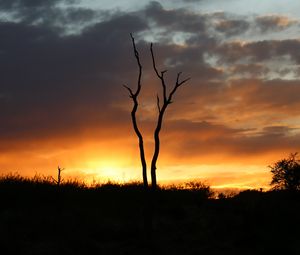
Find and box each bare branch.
[166,72,190,103]
[123,84,134,98]
[176,72,182,85]
[176,72,191,86]
[150,43,161,79]
[130,33,141,66]
[130,33,142,96]
[178,77,191,86]
[58,166,65,172]
[150,43,167,102]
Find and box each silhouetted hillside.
[0,174,300,254]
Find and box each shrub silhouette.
[270,153,300,191]
[1,173,300,254]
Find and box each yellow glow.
[83,158,140,183]
[87,160,122,178]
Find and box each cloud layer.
[0,0,299,187]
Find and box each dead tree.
[150,43,190,190]
[52,166,64,186]
[125,34,190,190]
[124,33,148,188]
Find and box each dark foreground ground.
[0,176,300,255]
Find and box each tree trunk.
[150,106,166,191]
[131,100,148,187]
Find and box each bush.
[270,153,300,191]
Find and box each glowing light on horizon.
[83,159,139,183]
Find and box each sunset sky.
[1,0,300,189]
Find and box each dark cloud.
[0,0,77,8]
[230,63,269,77]
[0,0,98,33]
[223,78,300,109]
[216,39,300,65]
[250,79,300,109]
[161,77,300,134]
[255,15,297,33]
[215,19,250,36]
[0,9,148,142]
[155,44,223,83]
[162,120,300,161]
[260,126,298,136]
[144,1,207,33]
[165,120,246,137]
[137,3,222,80]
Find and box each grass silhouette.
[0,173,300,254]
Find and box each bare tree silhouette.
[52,166,64,186]
[124,34,148,188]
[125,34,190,190]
